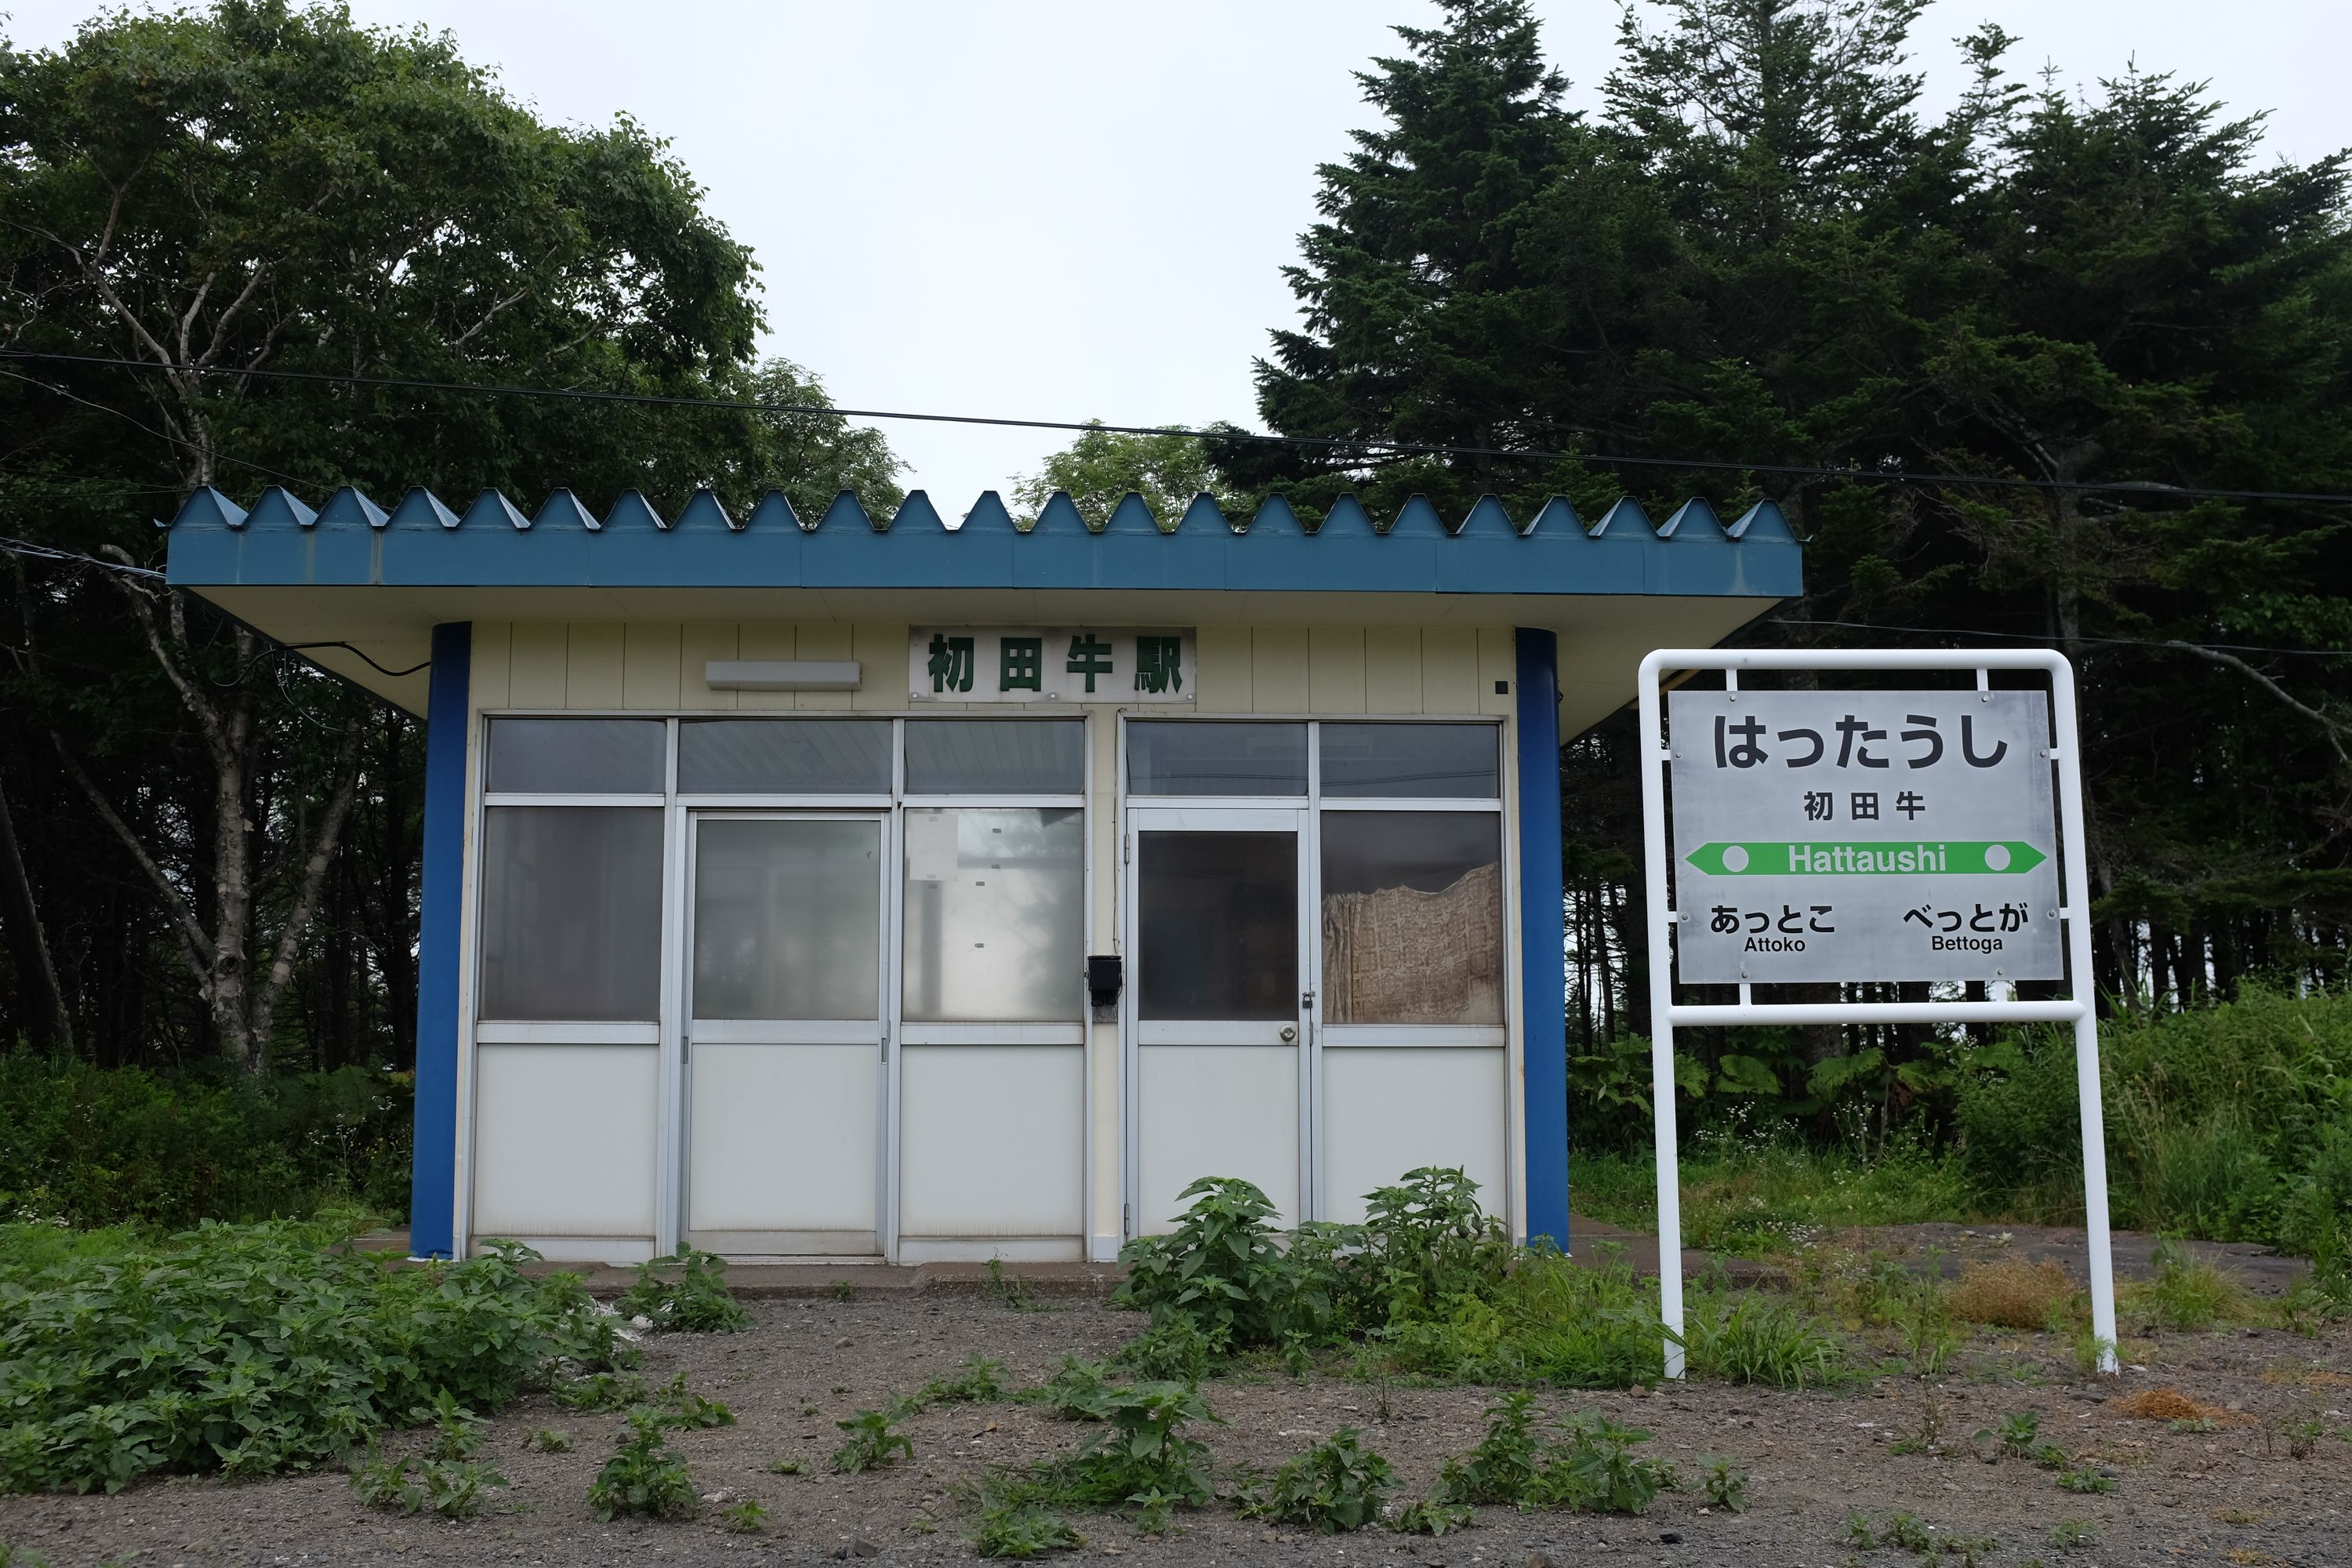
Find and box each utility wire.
[1770,615,2352,659]
[8,534,2339,669]
[9,347,2352,507]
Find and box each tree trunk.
[0,775,72,1053]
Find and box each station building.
[161,484,1800,1264]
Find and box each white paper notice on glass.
[905,809,960,884]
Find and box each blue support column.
[408,622,471,1258]
[1514,629,1570,1249]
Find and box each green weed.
[1974,1409,2041,1460]
[2047,1518,2098,1549]
[829,1279,858,1302]
[616,1246,748,1333]
[972,1501,1083,1558]
[893,1353,1007,1414]
[830,1407,913,1473]
[524,1426,572,1453]
[1017,1355,1117,1420]
[1878,1512,1933,1552]
[646,1373,734,1429]
[348,1441,507,1519]
[2056,1466,2114,1494]
[1112,1314,1226,1384]
[552,1370,648,1412]
[1685,1288,1843,1388]
[1386,1494,1475,1534]
[720,1498,767,1534]
[766,1457,803,1475]
[587,1409,695,1520]
[1700,1454,1750,1512]
[1235,1428,1398,1534]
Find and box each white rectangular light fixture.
[704,660,862,691]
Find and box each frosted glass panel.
[1320,812,1503,1024]
[904,721,1083,794]
[692,819,881,1020]
[479,808,664,1020]
[1320,724,1499,798]
[1137,831,1297,1020]
[486,719,665,793]
[902,808,1083,1021]
[1127,723,1307,796]
[677,720,891,793]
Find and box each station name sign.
[909,628,1196,705]
[1667,689,2063,984]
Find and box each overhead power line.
[6,533,2341,668]
[7,348,2352,506]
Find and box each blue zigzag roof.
[162,485,1802,600]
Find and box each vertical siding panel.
[564,623,624,709]
[1250,627,1309,713]
[793,623,854,710]
[1307,626,1367,714]
[506,622,566,708]
[622,623,682,710]
[1422,628,1478,715]
[734,624,796,710]
[1477,627,1515,716]
[851,624,906,711]
[679,624,739,711]
[1363,626,1422,714]
[1193,626,1251,713]
[468,622,512,712]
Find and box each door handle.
[1280,1025,1298,1044]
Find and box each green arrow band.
[1685,840,2048,876]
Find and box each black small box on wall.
[1087,954,1123,1011]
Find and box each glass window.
[691,818,882,1020]
[1127,722,1308,797]
[479,807,664,1019]
[677,719,891,793]
[485,718,666,794]
[1320,724,1499,798]
[904,720,1083,794]
[1136,830,1298,1019]
[902,808,1084,1021]
[1319,812,1503,1025]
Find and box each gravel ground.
[3,1292,2347,1568]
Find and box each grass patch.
[1571,1142,1976,1256]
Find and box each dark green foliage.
[830,1407,913,1474]
[550,1370,648,1414]
[1231,0,2352,1086]
[0,1224,629,1494]
[967,1380,1217,1543]
[616,1247,750,1333]
[587,1409,695,1521]
[0,1057,411,1228]
[1682,1287,1845,1388]
[1235,1428,1398,1534]
[1386,1494,1475,1535]
[1114,1177,1320,1348]
[720,1498,767,1534]
[2056,1466,2115,1494]
[1111,1315,1226,1385]
[1700,1454,1748,1512]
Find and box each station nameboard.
[1667,689,2063,984]
[909,628,1195,705]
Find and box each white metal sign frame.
[1638,648,2118,1377]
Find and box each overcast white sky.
[7,1,2348,505]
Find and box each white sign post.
[1639,648,2118,1377]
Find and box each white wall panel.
[472,1044,657,1238]
[1138,1044,1298,1229]
[1320,1046,1506,1226]
[687,1042,878,1233]
[899,1045,1083,1236]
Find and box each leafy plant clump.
[615,1246,750,1333]
[831,1407,913,1474]
[1432,1393,1677,1515]
[0,1224,630,1494]
[721,1498,768,1533]
[897,1353,1008,1414]
[587,1409,696,1521]
[972,1501,1084,1559]
[1235,1428,1398,1534]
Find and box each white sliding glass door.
[684,812,888,1254]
